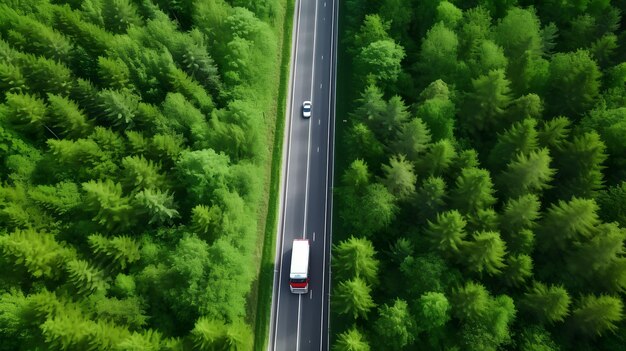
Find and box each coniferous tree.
[450,167,496,215]
[552,131,607,200]
[352,84,386,125]
[467,40,508,78]
[425,210,468,256]
[340,183,398,237]
[345,123,385,167]
[461,69,511,135]
[461,231,507,276]
[82,179,135,231]
[598,258,626,294]
[334,277,376,320]
[505,93,543,125]
[597,181,626,227]
[570,295,623,337]
[537,116,572,150]
[98,89,140,129]
[0,62,27,96]
[333,236,379,285]
[487,118,539,172]
[378,95,410,140]
[566,222,625,281]
[537,197,600,252]
[435,1,463,28]
[381,154,416,201]
[191,317,252,351]
[457,7,492,59]
[517,326,559,351]
[28,182,82,218]
[399,253,460,297]
[494,7,545,95]
[497,148,555,199]
[459,294,516,351]
[333,326,370,351]
[88,234,141,270]
[116,329,164,351]
[499,194,541,238]
[416,139,457,177]
[450,281,489,322]
[1,92,47,138]
[121,156,167,191]
[101,0,142,34]
[97,56,132,91]
[502,254,533,287]
[342,159,371,193]
[417,22,460,87]
[149,133,185,167]
[415,81,455,141]
[466,208,499,233]
[0,229,73,279]
[373,299,415,350]
[522,282,571,324]
[352,14,391,54]
[45,93,93,139]
[19,54,73,96]
[414,176,447,223]
[65,259,109,295]
[391,117,431,162]
[190,204,223,243]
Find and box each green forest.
[332,0,626,350]
[0,0,288,349]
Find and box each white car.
[302,101,312,118]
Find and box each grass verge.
[252,0,295,349]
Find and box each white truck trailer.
[289,239,310,294]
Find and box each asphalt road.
[268,0,338,349]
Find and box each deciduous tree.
[546,50,601,117]
[373,299,415,350]
[415,292,450,331]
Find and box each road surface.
[268,0,338,349]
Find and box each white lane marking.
[320,83,322,89]
[318,119,321,125]
[317,147,320,153]
[310,290,313,299]
[322,55,324,60]
[313,231,316,242]
[296,294,302,349]
[303,0,320,238]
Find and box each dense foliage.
[333,0,626,350]
[0,0,285,349]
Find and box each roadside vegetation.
[0,0,287,349]
[332,0,626,350]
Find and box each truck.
[289,239,310,294]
